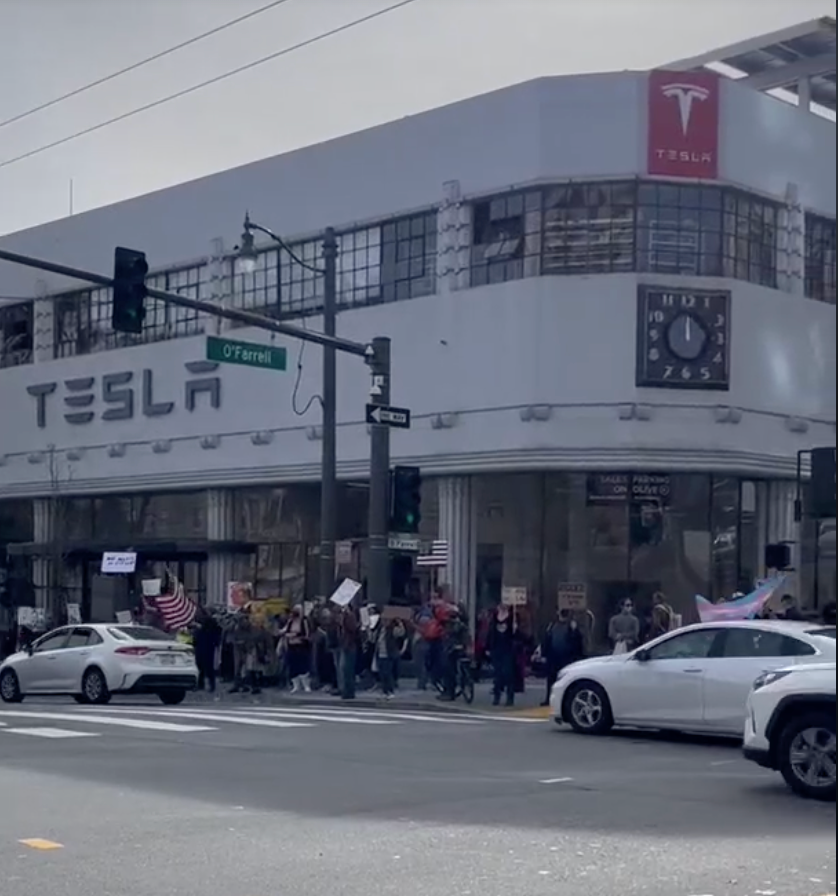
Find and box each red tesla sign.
[647,70,720,180]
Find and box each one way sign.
[366,404,411,429]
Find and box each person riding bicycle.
[438,604,470,702]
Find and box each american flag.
[155,576,197,631]
[416,540,449,568]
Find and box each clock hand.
[685,316,692,343]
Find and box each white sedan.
[0,624,198,706]
[550,620,836,738]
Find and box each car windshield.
[108,626,176,643]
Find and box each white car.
[550,620,836,738]
[743,662,836,802]
[0,624,198,706]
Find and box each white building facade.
[0,68,835,634]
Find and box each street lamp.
[237,214,340,603]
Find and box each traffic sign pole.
[366,337,392,613]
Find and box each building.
[1,20,836,638]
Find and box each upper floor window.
[231,247,280,318]
[54,263,209,359]
[472,181,780,289]
[471,191,542,286]
[543,182,636,275]
[0,301,33,369]
[637,183,723,277]
[805,214,837,305]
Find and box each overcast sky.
[0,0,833,236]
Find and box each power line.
[0,0,423,172]
[0,0,296,132]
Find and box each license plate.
[160,655,176,666]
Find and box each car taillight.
[115,647,152,657]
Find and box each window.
[471,191,542,286]
[33,630,70,653]
[0,301,34,369]
[232,248,280,319]
[66,628,103,649]
[380,213,437,304]
[143,266,207,339]
[647,629,720,660]
[722,191,778,288]
[109,626,175,642]
[722,628,816,658]
[544,182,635,275]
[805,214,837,304]
[637,184,723,277]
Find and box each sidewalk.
[187,678,551,718]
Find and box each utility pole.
[366,336,392,608]
[320,227,339,600]
[0,245,395,611]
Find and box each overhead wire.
[0,0,423,171]
[0,0,297,132]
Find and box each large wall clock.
[636,286,731,391]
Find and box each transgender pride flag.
[695,577,788,623]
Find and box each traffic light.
[391,466,422,534]
[112,246,149,334]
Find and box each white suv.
[743,661,836,802]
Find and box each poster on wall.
[101,552,138,575]
[66,603,82,625]
[227,582,254,612]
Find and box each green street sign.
[206,336,287,372]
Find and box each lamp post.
[238,215,339,602]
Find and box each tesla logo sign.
[648,70,720,179]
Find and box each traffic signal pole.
[366,336,392,610]
[0,246,394,610]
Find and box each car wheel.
[778,712,836,802]
[159,690,187,706]
[565,681,614,736]
[0,669,24,704]
[82,668,111,706]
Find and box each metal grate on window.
[722,191,779,288]
[805,214,837,304]
[543,182,637,275]
[0,301,34,369]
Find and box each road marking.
[0,710,216,733]
[4,728,101,739]
[246,708,482,725]
[540,777,575,785]
[76,709,314,730]
[19,839,63,851]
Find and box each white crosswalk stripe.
[0,703,533,742]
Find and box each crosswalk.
[0,703,536,741]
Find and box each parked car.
[0,624,198,706]
[550,620,836,738]
[743,661,836,802]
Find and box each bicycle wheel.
[461,666,475,705]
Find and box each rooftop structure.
[668,16,836,116]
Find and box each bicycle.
[434,655,475,705]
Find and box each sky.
[0,0,833,237]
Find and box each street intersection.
[0,699,834,896]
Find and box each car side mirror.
[26,645,34,657]
[635,649,651,663]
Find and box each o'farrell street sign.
[207,336,287,372]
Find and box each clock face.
[636,287,731,391]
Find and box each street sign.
[388,534,421,552]
[366,404,411,429]
[207,336,287,372]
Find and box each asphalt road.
[0,699,834,896]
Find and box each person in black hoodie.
[193,609,222,695]
[541,610,585,706]
[487,604,518,707]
